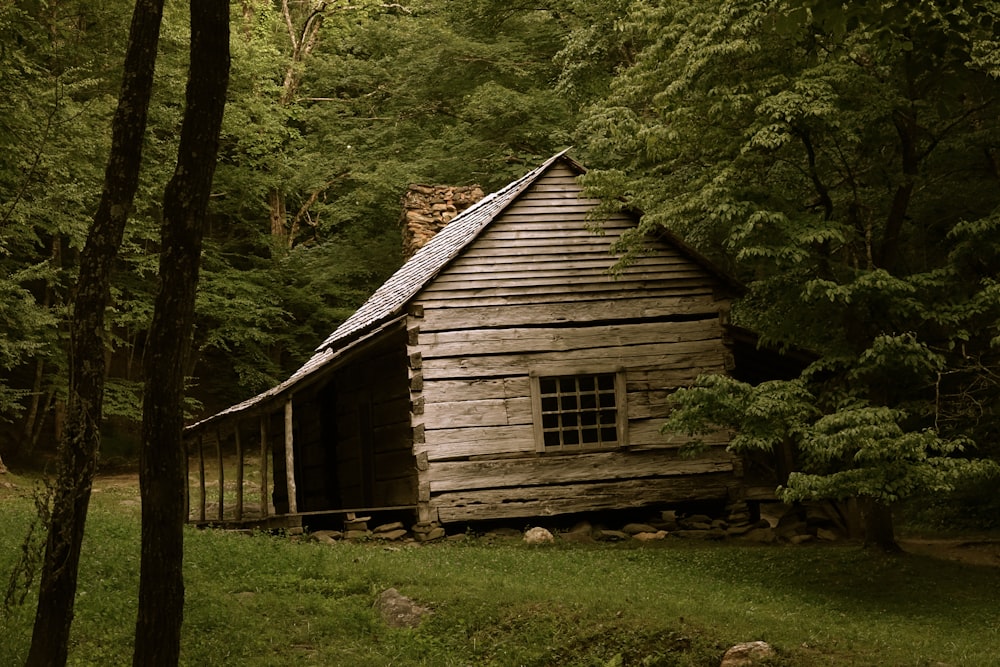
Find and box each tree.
[132,1,230,663]
[25,0,165,663]
[572,0,1000,549]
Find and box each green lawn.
[1,472,998,666]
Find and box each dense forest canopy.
[1,0,998,527]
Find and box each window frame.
[529,368,628,453]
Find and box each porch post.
[259,416,269,517]
[234,422,244,521]
[284,396,297,514]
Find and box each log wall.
[409,163,737,523]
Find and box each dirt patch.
[901,538,1000,568]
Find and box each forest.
[2,0,1000,515]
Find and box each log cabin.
[183,150,794,530]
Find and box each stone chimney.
[401,184,484,259]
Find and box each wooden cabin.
[183,151,779,529]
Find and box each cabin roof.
[186,149,741,432]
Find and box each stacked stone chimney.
[401,184,484,259]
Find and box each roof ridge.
[313,150,573,353]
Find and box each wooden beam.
[259,416,269,518]
[433,474,733,523]
[198,434,206,522]
[284,397,298,514]
[234,423,244,522]
[216,427,225,521]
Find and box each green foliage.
[664,370,1000,507]
[574,0,1000,516]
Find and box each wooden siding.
[409,163,737,521]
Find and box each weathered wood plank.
[422,377,531,403]
[259,417,269,518]
[428,449,736,492]
[418,319,722,359]
[416,285,719,310]
[627,419,730,448]
[418,296,724,332]
[445,253,694,274]
[284,398,298,514]
[419,397,533,430]
[419,280,719,305]
[433,474,735,523]
[216,428,225,521]
[235,425,244,521]
[418,424,537,460]
[501,203,617,216]
[425,268,711,290]
[421,339,728,380]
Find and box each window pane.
[536,372,621,451]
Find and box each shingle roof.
[315,149,572,353]
[186,150,573,433]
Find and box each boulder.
[375,588,432,629]
[524,527,555,545]
[719,641,775,667]
[633,530,669,542]
[622,523,658,535]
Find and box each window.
[531,371,627,452]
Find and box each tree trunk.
[861,497,901,553]
[131,1,230,665]
[25,2,164,665]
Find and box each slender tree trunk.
[861,497,901,553]
[25,2,164,665]
[131,2,229,664]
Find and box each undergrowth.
[1,475,998,666]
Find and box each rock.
[375,529,408,541]
[742,527,776,543]
[726,523,755,537]
[562,522,595,543]
[633,530,668,542]
[789,534,814,545]
[344,517,370,531]
[720,641,775,667]
[414,527,446,542]
[375,588,432,629]
[816,527,840,542]
[681,513,713,526]
[373,521,405,534]
[622,523,658,535]
[524,527,555,545]
[312,529,341,544]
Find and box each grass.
[1,471,999,666]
